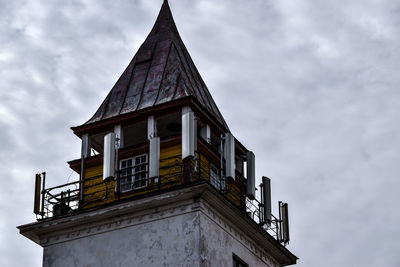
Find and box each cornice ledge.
[198,186,297,266]
[18,183,209,245]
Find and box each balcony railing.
[80,154,211,209]
[34,152,286,244]
[246,197,281,240]
[39,181,80,219]
[37,152,211,219]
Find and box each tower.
[18,1,297,266]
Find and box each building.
[18,1,298,266]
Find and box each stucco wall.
[43,211,201,267]
[34,185,288,267]
[42,205,279,267]
[198,208,278,267]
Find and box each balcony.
[34,152,287,245]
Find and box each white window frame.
[210,163,225,192]
[119,154,148,192]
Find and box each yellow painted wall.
[82,144,184,209]
[83,165,116,209]
[197,152,210,182]
[227,181,242,207]
[159,144,182,189]
[81,143,243,210]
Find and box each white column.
[194,118,197,153]
[148,115,160,181]
[246,151,255,199]
[147,115,157,139]
[200,124,211,144]
[206,124,211,144]
[81,134,91,158]
[262,176,271,223]
[114,124,123,149]
[224,133,235,178]
[149,137,160,181]
[103,132,116,181]
[182,106,194,159]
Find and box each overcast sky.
[1,0,399,266]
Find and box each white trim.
[114,124,123,148]
[224,133,235,178]
[149,137,160,181]
[103,132,116,181]
[119,154,148,192]
[147,115,157,139]
[182,106,195,159]
[81,134,91,158]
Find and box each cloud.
[1,0,399,266]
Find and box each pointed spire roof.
[81,0,228,130]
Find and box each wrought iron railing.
[37,152,210,219]
[245,197,286,244]
[37,181,80,219]
[34,152,286,244]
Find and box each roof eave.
[71,96,229,138]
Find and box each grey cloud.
[1,0,399,266]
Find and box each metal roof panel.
[83,0,228,129]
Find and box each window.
[233,254,248,267]
[210,164,225,192]
[119,154,148,192]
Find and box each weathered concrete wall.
[198,205,279,267]
[42,204,278,267]
[24,185,292,267]
[43,211,200,267]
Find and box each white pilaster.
[246,151,255,199]
[114,124,124,149]
[148,115,160,181]
[147,115,157,139]
[182,106,195,159]
[224,133,235,178]
[103,132,116,181]
[81,134,91,158]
